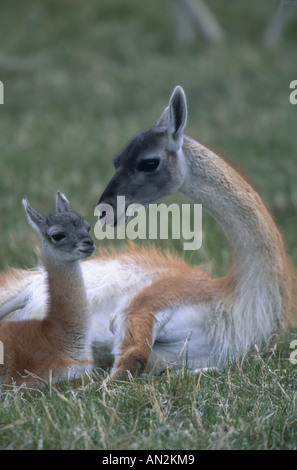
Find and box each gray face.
[44,212,95,259]
[98,128,184,223]
[98,86,188,225]
[24,193,96,262]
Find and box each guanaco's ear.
[23,198,47,234]
[56,192,71,213]
[155,105,169,128]
[168,86,187,151]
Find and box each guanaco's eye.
[137,158,160,173]
[51,233,66,242]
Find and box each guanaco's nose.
[81,237,95,252]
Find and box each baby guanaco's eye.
[51,233,66,242]
[137,158,160,173]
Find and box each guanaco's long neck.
[42,255,89,358]
[180,136,293,347]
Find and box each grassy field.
[0,0,296,450]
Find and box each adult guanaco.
[97,86,295,378]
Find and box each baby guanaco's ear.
[23,198,47,235]
[56,192,71,213]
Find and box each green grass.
[0,0,297,450]
[0,348,296,450]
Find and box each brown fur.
[113,244,296,378]
[114,270,218,377]
[0,320,77,386]
[0,262,89,387]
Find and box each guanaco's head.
[23,192,95,263]
[98,86,188,225]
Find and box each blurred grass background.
[0,0,296,275]
[0,0,297,451]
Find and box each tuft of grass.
[0,330,296,450]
